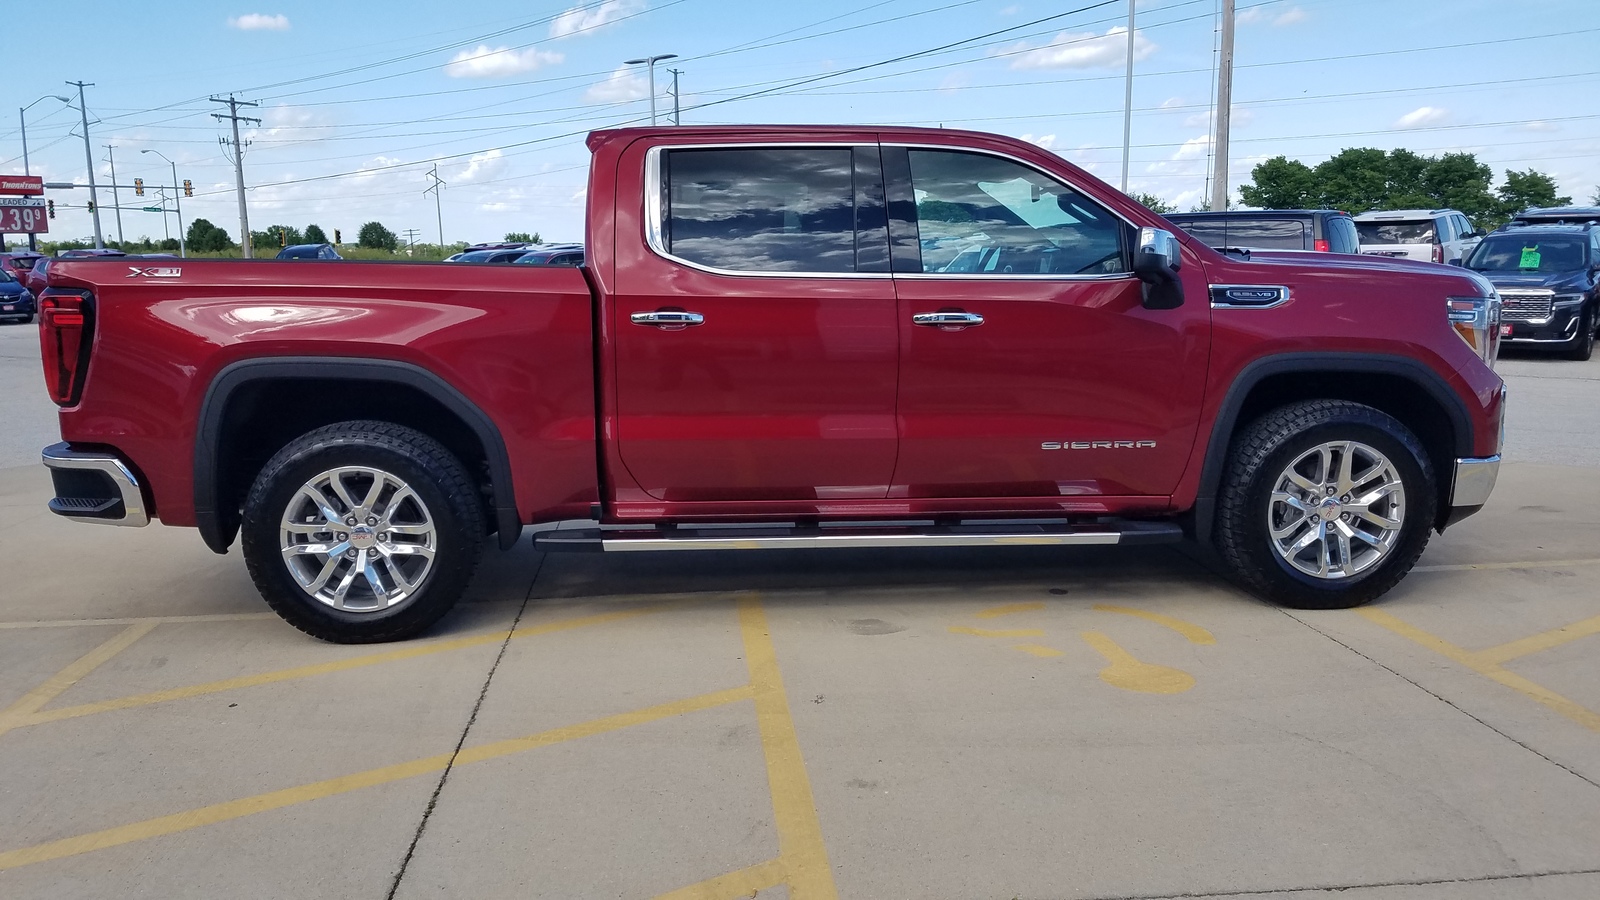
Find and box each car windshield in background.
[0,269,15,283]
[1357,221,1435,244]
[1175,219,1306,250]
[1467,236,1588,273]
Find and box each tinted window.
[665,147,869,273]
[1173,218,1307,250]
[0,269,14,283]
[907,149,1124,275]
[1467,235,1588,273]
[1357,220,1436,244]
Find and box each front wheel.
[1214,400,1436,610]
[241,421,485,643]
[1562,307,1594,361]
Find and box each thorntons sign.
[0,176,44,195]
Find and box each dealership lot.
[1,323,1597,899]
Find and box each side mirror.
[1133,227,1183,309]
[1446,258,1465,267]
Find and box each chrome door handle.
[912,311,984,328]
[630,310,705,329]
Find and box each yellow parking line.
[1358,608,1600,732]
[0,613,277,630]
[1475,614,1600,666]
[654,858,787,900]
[17,603,678,730]
[0,685,754,873]
[1092,604,1216,645]
[0,622,156,740]
[1080,632,1196,694]
[973,601,1046,619]
[947,625,1045,639]
[737,594,838,900]
[1412,557,1600,573]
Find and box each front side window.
[664,147,871,273]
[906,149,1125,275]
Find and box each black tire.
[1561,307,1594,361]
[241,420,485,643]
[1214,400,1436,610]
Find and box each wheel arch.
[195,357,521,554]
[1193,352,1473,543]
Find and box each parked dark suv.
[1163,210,1360,254]
[1501,206,1600,230]
[1461,224,1600,360]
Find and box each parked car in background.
[24,257,52,296]
[0,267,35,324]
[1461,224,1600,360]
[0,251,45,280]
[514,244,585,266]
[1164,210,1359,254]
[1355,209,1481,264]
[450,248,532,264]
[56,248,128,258]
[1501,206,1600,229]
[276,243,342,260]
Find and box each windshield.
[0,269,15,283]
[1467,236,1588,274]
[1357,221,1435,244]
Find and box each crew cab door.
[609,140,898,502]
[884,144,1210,500]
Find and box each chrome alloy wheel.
[279,466,437,612]
[1267,440,1405,580]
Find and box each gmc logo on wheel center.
[1041,440,1158,450]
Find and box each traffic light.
[333,228,341,244]
[47,200,55,219]
[183,179,193,198]
[134,178,144,197]
[86,200,95,213]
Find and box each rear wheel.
[1562,307,1594,361]
[1214,400,1436,610]
[241,421,485,643]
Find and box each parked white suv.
[1354,209,1482,264]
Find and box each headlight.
[1448,295,1501,367]
[1553,293,1584,305]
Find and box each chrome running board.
[533,520,1183,553]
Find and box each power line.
[212,95,262,258]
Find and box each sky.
[5,0,1597,248]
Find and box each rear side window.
[664,147,886,274]
[1175,218,1307,251]
[1358,221,1436,244]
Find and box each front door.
[611,142,899,503]
[885,145,1210,501]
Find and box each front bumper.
[41,443,150,527]
[1502,302,1583,344]
[1441,454,1500,528]
[0,292,33,318]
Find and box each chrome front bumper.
[41,442,150,527]
[1450,455,1500,509]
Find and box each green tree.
[256,225,303,249]
[304,224,328,244]
[1127,192,1176,214]
[185,218,234,253]
[1239,157,1318,209]
[357,221,399,251]
[1497,169,1570,218]
[503,231,540,243]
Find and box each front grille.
[1498,289,1554,322]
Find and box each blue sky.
[6,0,1596,247]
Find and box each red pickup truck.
[37,126,1506,642]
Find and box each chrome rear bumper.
[41,442,150,527]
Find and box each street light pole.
[623,54,678,125]
[103,144,125,245]
[1120,0,1135,193]
[19,95,70,252]
[67,80,104,249]
[142,150,185,258]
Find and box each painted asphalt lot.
[0,323,1597,898]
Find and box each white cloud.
[1519,120,1559,133]
[457,149,508,183]
[1183,107,1253,129]
[1173,135,1212,161]
[1004,26,1155,70]
[1160,96,1184,110]
[999,4,1021,13]
[444,45,564,79]
[1019,133,1057,150]
[584,66,650,103]
[229,13,289,30]
[1395,106,1449,129]
[1239,5,1306,26]
[1274,7,1308,26]
[550,0,644,38]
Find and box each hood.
[1480,271,1587,292]
[1234,250,1453,276]
[0,280,27,296]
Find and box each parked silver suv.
[1355,208,1482,264]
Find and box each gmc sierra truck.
[37,125,1507,643]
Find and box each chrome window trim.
[1209,283,1292,309]
[643,143,891,281]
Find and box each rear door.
[609,140,899,502]
[885,144,1210,501]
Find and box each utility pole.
[68,81,104,249]
[424,164,446,248]
[669,68,682,126]
[402,228,421,255]
[103,144,125,245]
[212,95,261,257]
[20,96,70,251]
[1120,0,1135,193]
[1209,0,1235,212]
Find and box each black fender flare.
[1191,352,1474,543]
[194,357,522,554]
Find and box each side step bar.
[534,520,1183,553]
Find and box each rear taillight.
[1432,243,1444,264]
[1314,239,1330,252]
[40,291,94,407]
